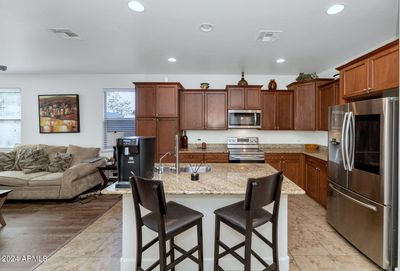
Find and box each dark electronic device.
[115,136,156,188]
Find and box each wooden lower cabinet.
[266,153,303,189]
[179,152,228,163]
[305,156,328,208]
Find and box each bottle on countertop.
[181,130,188,149]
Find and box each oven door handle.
[230,155,265,160]
[341,112,349,170]
[329,184,377,212]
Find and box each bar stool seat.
[142,201,203,238]
[214,201,272,233]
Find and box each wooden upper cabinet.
[205,91,227,129]
[156,85,179,117]
[180,91,204,130]
[276,92,294,130]
[341,60,369,98]
[317,81,339,131]
[227,87,245,109]
[134,82,182,118]
[227,85,262,110]
[369,44,399,92]
[261,92,276,130]
[337,40,399,100]
[293,82,317,130]
[288,80,333,131]
[262,91,293,130]
[136,85,156,117]
[245,87,261,109]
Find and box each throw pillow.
[66,145,100,166]
[18,149,50,174]
[14,144,40,170]
[0,151,16,171]
[47,153,73,173]
[39,144,68,163]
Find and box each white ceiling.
[0,0,398,74]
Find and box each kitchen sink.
[155,165,212,174]
[179,165,212,173]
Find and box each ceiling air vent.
[49,28,81,40]
[256,30,282,42]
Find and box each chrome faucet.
[159,152,171,173]
[175,134,180,174]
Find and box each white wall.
[0,73,328,150]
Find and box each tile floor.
[33,195,380,271]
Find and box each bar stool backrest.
[130,176,168,220]
[244,171,284,211]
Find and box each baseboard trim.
[120,256,290,271]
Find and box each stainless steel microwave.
[228,110,261,129]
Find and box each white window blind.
[103,88,135,149]
[0,89,21,148]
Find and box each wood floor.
[0,195,121,271]
[30,194,381,271]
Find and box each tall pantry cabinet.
[135,82,182,163]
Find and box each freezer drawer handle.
[329,184,377,212]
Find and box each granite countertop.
[102,163,305,196]
[179,144,328,161]
[261,146,328,161]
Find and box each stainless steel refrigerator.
[327,97,398,270]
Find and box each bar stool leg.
[244,229,252,271]
[197,220,204,271]
[159,236,167,271]
[136,227,143,271]
[213,217,220,271]
[272,221,279,271]
[170,238,175,271]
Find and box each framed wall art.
[38,94,80,133]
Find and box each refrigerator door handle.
[344,111,352,171]
[341,112,349,170]
[329,184,377,212]
[348,112,355,171]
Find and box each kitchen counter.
[179,144,328,161]
[104,163,303,271]
[103,163,304,195]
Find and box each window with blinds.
[103,88,135,150]
[0,89,21,148]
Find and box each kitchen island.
[103,163,304,271]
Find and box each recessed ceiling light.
[326,4,344,15]
[168,58,177,63]
[276,58,285,63]
[128,1,144,12]
[199,23,214,32]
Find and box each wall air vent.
[256,30,282,42]
[49,28,81,40]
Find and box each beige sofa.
[0,144,106,200]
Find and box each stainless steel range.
[228,137,265,163]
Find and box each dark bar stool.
[130,176,204,271]
[213,171,284,271]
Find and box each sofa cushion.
[47,153,72,173]
[14,144,40,170]
[18,149,50,174]
[29,173,63,186]
[0,151,16,171]
[0,171,50,186]
[67,145,100,166]
[39,144,68,162]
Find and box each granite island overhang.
[103,163,305,271]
